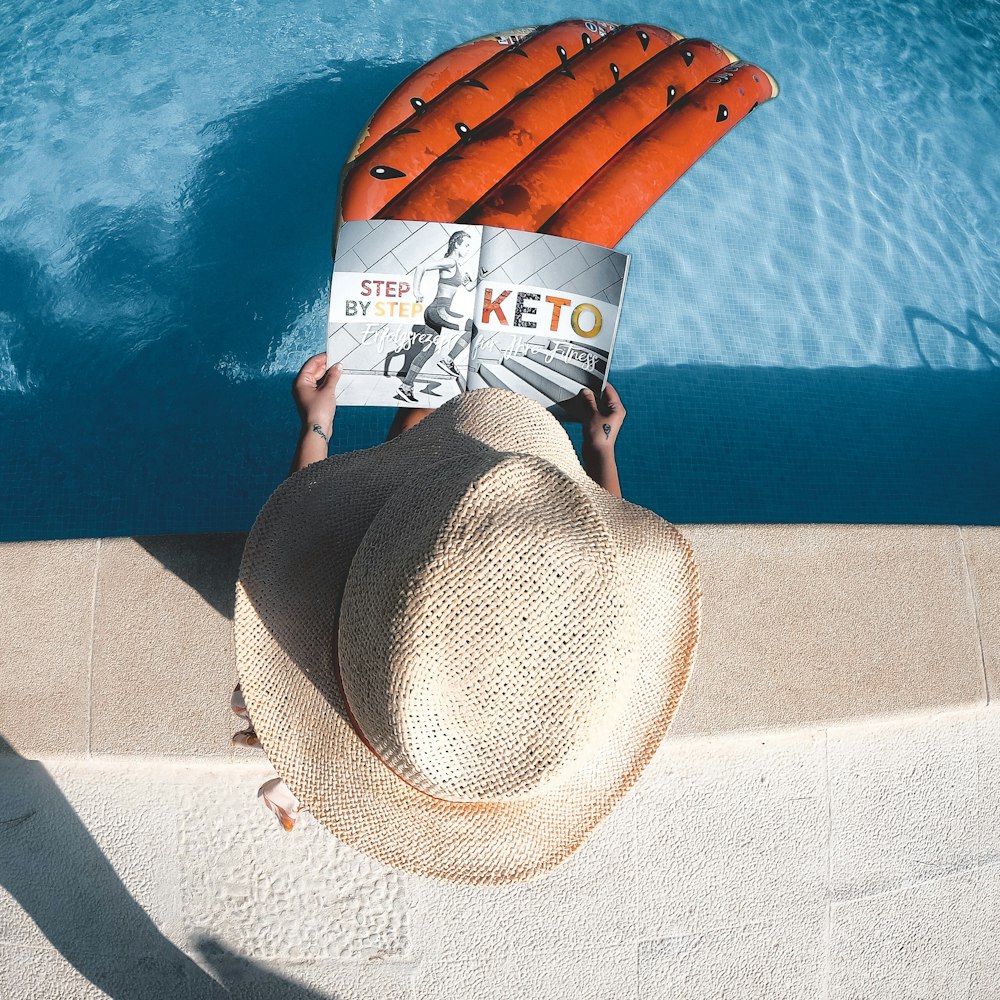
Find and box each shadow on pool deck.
[0,735,341,998]
[136,532,246,621]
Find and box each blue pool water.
[1,0,998,539]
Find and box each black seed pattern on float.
[637,29,650,51]
[454,122,471,140]
[371,165,406,180]
[682,48,694,66]
[581,32,592,49]
[667,84,677,106]
[610,62,620,84]
[716,104,729,123]
[556,44,575,79]
[461,79,489,90]
[409,96,425,112]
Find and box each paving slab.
[632,729,828,939]
[6,523,997,760]
[637,911,826,1000]
[961,526,1000,703]
[1,710,998,999]
[89,535,245,756]
[827,712,983,901]
[970,862,1000,1000]
[828,869,980,1000]
[0,945,111,1000]
[194,956,416,1000]
[411,946,636,1000]
[671,524,985,738]
[407,783,642,963]
[0,539,97,756]
[0,941,389,1000]
[172,761,412,964]
[0,756,181,955]
[974,707,1000,860]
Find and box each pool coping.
[1,525,996,758]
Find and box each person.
[394,230,476,403]
[239,352,627,821]
[232,354,700,882]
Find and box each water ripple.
[0,0,998,533]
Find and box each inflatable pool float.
[337,19,778,246]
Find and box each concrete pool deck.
[1,525,998,997]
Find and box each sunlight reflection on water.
[1,0,998,534]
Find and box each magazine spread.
[327,220,629,414]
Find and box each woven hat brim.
[234,389,701,885]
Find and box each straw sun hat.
[234,387,701,885]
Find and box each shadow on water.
[0,734,339,998]
[4,358,1000,537]
[130,347,1000,647]
[605,360,1000,524]
[0,57,998,537]
[0,59,416,541]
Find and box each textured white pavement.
[1,706,997,999]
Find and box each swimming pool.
[2,0,998,540]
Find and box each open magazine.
[327,220,630,415]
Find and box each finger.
[301,352,327,370]
[600,383,622,412]
[319,362,344,395]
[297,352,328,380]
[577,387,598,414]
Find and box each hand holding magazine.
[327,220,630,416]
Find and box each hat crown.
[338,451,638,803]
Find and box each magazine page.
[326,220,482,407]
[466,228,629,415]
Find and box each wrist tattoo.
[602,423,612,440]
[310,423,329,443]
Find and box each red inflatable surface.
[338,19,778,246]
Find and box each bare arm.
[565,383,627,498]
[290,422,331,476]
[289,354,343,475]
[582,441,621,498]
[412,264,426,302]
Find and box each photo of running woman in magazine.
[394,230,476,403]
